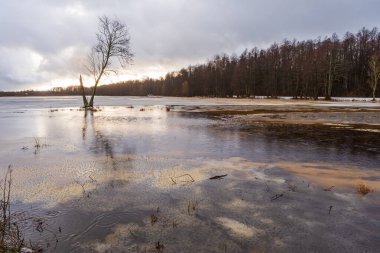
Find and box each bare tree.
[80,16,133,108]
[368,53,380,101]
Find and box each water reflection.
[207,122,380,169]
[0,101,379,252]
[17,157,380,252]
[83,110,116,170]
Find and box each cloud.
[0,47,44,85]
[0,0,379,91]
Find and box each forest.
[3,27,380,99]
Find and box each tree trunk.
[88,88,96,107]
[88,64,107,107]
[79,75,88,107]
[325,55,333,100]
[88,81,99,107]
[373,77,378,101]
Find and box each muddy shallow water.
[0,96,379,252]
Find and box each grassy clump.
[357,183,374,195]
[0,166,24,252]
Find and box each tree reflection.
[82,110,117,170]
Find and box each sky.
[0,0,379,91]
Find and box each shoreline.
[0,94,379,102]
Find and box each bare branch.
[81,15,133,107]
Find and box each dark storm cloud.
[0,0,379,90]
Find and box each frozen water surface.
[0,96,379,252]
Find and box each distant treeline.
[0,90,63,96]
[2,27,380,99]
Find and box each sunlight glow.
[34,65,173,91]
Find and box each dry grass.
[150,214,158,225]
[187,200,199,215]
[33,138,41,149]
[0,166,24,252]
[33,137,48,154]
[357,183,374,195]
[155,241,164,253]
